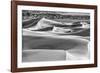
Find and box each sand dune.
[22,49,66,62]
[22,17,90,62]
[25,18,89,35]
[27,18,62,30]
[22,30,89,62]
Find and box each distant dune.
[24,18,90,35]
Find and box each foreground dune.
[22,30,89,62]
[22,49,66,62]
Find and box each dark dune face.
[71,29,90,36]
[22,18,41,28]
[33,27,53,31]
[22,36,88,50]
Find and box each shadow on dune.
[22,18,41,28]
[22,36,88,50]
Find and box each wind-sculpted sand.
[22,17,90,62]
[22,30,89,62]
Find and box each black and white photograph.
[11,1,97,72]
[22,10,90,62]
